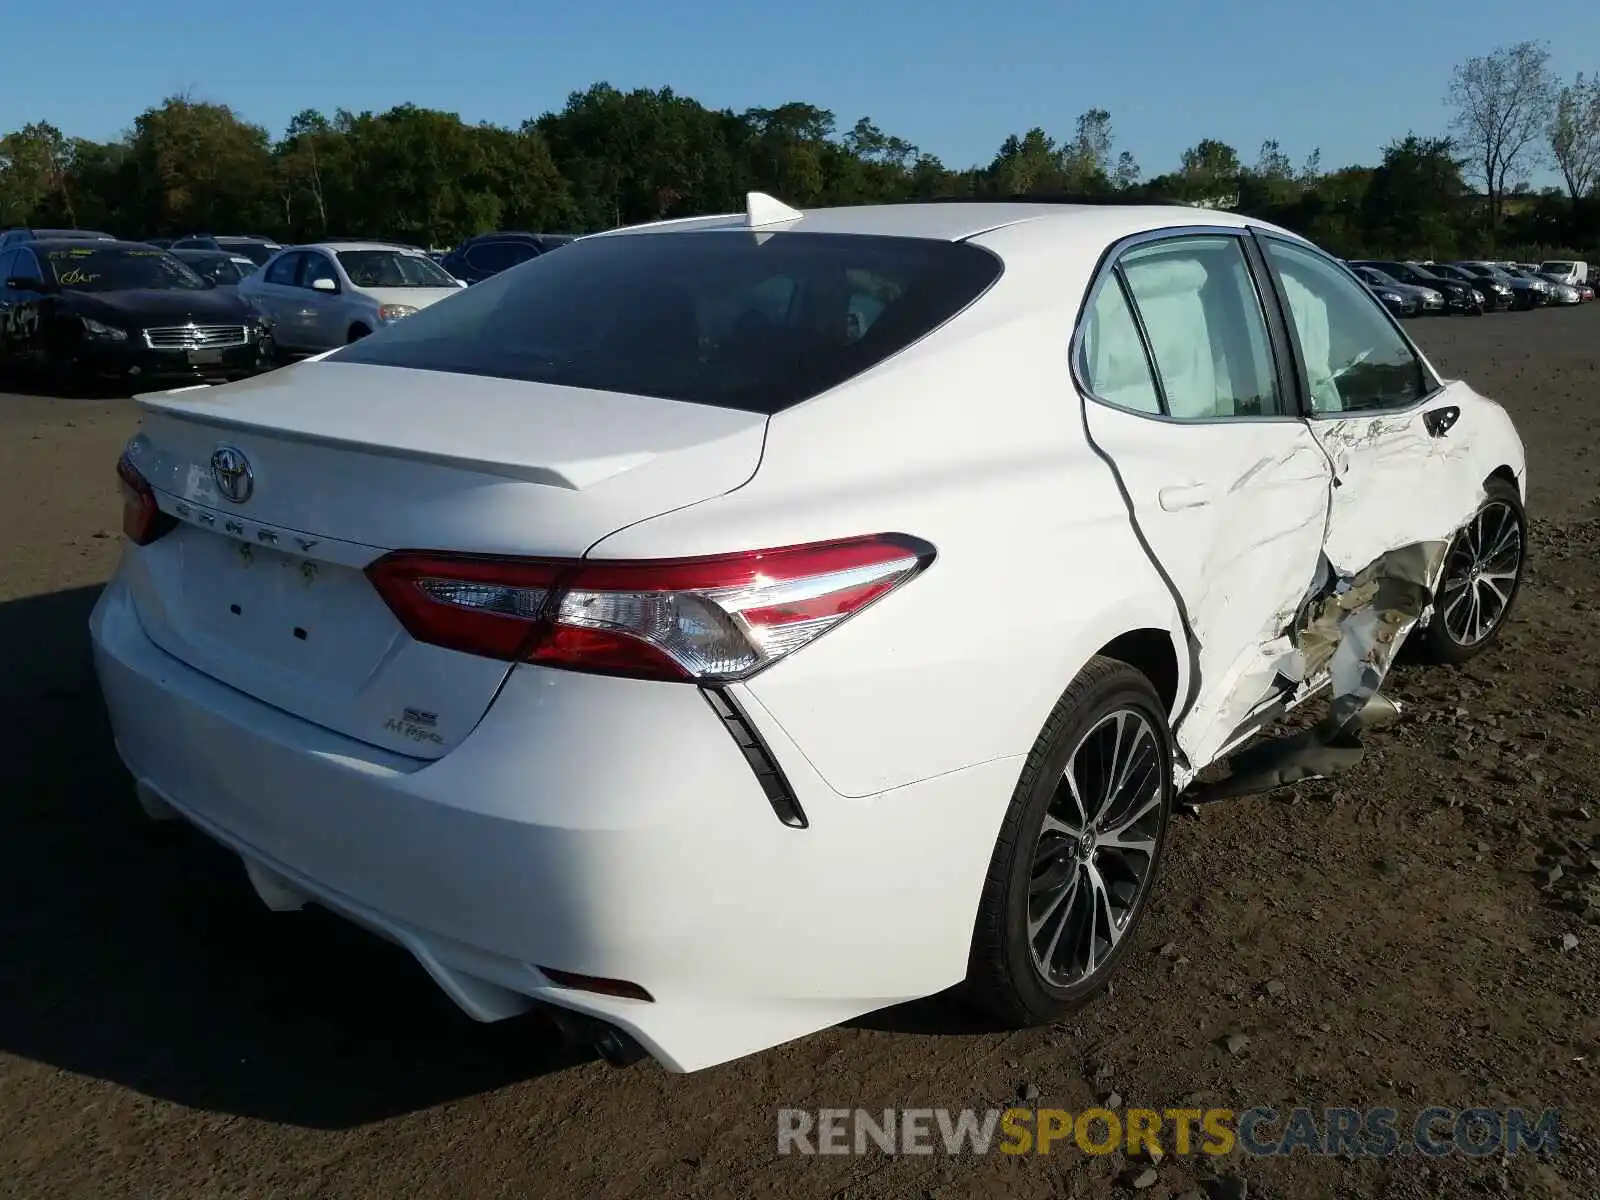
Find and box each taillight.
[366,534,934,682]
[116,454,177,546]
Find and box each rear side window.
[333,231,1003,413]
[1079,279,1162,415]
[264,252,303,285]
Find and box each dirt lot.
[1,309,1597,1200]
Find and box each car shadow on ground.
[0,584,591,1130]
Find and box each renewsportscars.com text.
[777,1106,1561,1158]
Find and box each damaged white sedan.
[91,195,1526,1073]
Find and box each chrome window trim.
[1069,224,1307,426]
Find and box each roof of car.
[296,241,426,253]
[588,200,1257,244]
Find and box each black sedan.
[1351,260,1484,315]
[0,239,273,389]
[1427,264,1510,312]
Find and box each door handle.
[1423,406,1461,437]
[1158,482,1216,511]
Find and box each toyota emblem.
[210,445,254,504]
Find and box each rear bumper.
[89,577,1014,1071]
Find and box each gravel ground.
[1,307,1597,1200]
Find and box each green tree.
[0,122,79,225]
[124,95,275,233]
[1548,73,1600,200]
[1360,135,1466,257]
[1446,41,1556,229]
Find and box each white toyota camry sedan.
[91,195,1527,1072]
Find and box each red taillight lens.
[366,534,934,682]
[116,454,177,546]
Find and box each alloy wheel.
[1440,500,1523,647]
[1027,709,1163,987]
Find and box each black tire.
[966,656,1174,1027]
[347,324,371,343]
[1413,478,1526,665]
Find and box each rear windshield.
[1539,261,1575,272]
[333,230,1003,413]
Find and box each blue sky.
[4,0,1595,182]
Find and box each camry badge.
[211,445,254,504]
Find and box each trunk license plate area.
[177,531,396,684]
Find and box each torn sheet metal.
[1186,539,1449,803]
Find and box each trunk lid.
[123,360,767,758]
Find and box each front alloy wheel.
[1415,479,1526,664]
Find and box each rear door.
[252,251,305,344]
[1075,229,1334,765]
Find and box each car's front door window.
[1262,238,1434,416]
[300,254,337,290]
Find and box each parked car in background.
[1497,265,1556,302]
[172,249,260,289]
[1348,264,1441,316]
[0,227,115,251]
[1538,260,1587,287]
[1426,262,1514,310]
[1354,268,1420,317]
[1578,283,1596,302]
[142,238,174,250]
[238,240,465,355]
[1454,262,1545,309]
[0,239,271,388]
[93,196,1529,1073]
[1532,273,1583,305]
[439,231,576,284]
[1352,260,1482,314]
[170,234,283,266]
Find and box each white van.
[1539,260,1588,286]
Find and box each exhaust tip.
[542,1005,651,1068]
[593,1028,649,1068]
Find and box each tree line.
[2,41,1597,258]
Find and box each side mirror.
[311,277,339,293]
[5,275,50,292]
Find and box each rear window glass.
[332,231,1003,413]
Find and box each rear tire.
[966,657,1173,1027]
[1413,479,1526,665]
